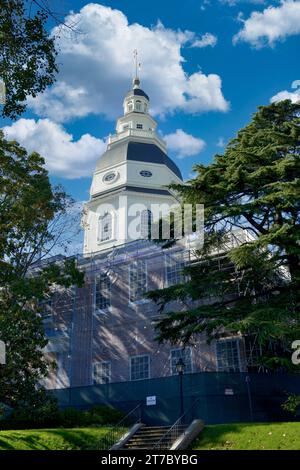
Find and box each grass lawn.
[0,427,116,450]
[192,422,300,450]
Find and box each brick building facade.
[42,240,247,390]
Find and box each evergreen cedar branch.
[147,100,300,371]
[0,131,84,407]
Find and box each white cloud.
[28,3,228,122]
[3,119,106,179]
[200,0,212,10]
[216,137,226,147]
[270,80,300,103]
[164,129,206,158]
[220,0,266,5]
[233,1,300,47]
[270,89,300,103]
[190,33,218,48]
[292,79,300,88]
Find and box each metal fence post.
[245,375,254,422]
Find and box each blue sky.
[2,0,300,203]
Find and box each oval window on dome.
[140,170,152,178]
[103,171,117,183]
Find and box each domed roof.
[126,88,149,101]
[96,141,182,180]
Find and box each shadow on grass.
[0,438,16,450]
[0,428,109,451]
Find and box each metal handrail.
[97,403,142,450]
[152,396,201,450]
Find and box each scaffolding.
[38,231,257,389]
[39,239,194,389]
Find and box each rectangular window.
[95,274,111,311]
[165,255,184,287]
[136,123,143,129]
[93,361,111,384]
[170,348,193,375]
[129,260,147,302]
[216,339,241,372]
[99,213,112,242]
[130,355,150,381]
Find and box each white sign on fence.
[146,396,156,406]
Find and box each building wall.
[83,190,181,254]
[43,242,247,390]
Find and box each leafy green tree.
[0,130,84,407]
[0,0,58,119]
[148,100,300,370]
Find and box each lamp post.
[176,358,185,420]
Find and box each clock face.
[140,170,153,178]
[103,171,118,183]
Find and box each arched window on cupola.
[140,209,153,239]
[99,212,113,242]
[144,103,147,112]
[127,101,133,112]
[135,100,142,111]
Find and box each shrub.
[0,403,12,420]
[282,394,300,416]
[0,395,59,429]
[0,402,124,429]
[55,407,87,427]
[86,405,124,425]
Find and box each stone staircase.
[122,425,187,450]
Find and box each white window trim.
[100,212,112,242]
[123,122,132,131]
[127,101,133,112]
[97,211,116,245]
[130,354,150,381]
[102,171,120,185]
[128,259,148,304]
[215,337,242,373]
[94,274,112,314]
[135,100,142,111]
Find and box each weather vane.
[133,49,141,80]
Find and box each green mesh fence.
[51,372,300,426]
